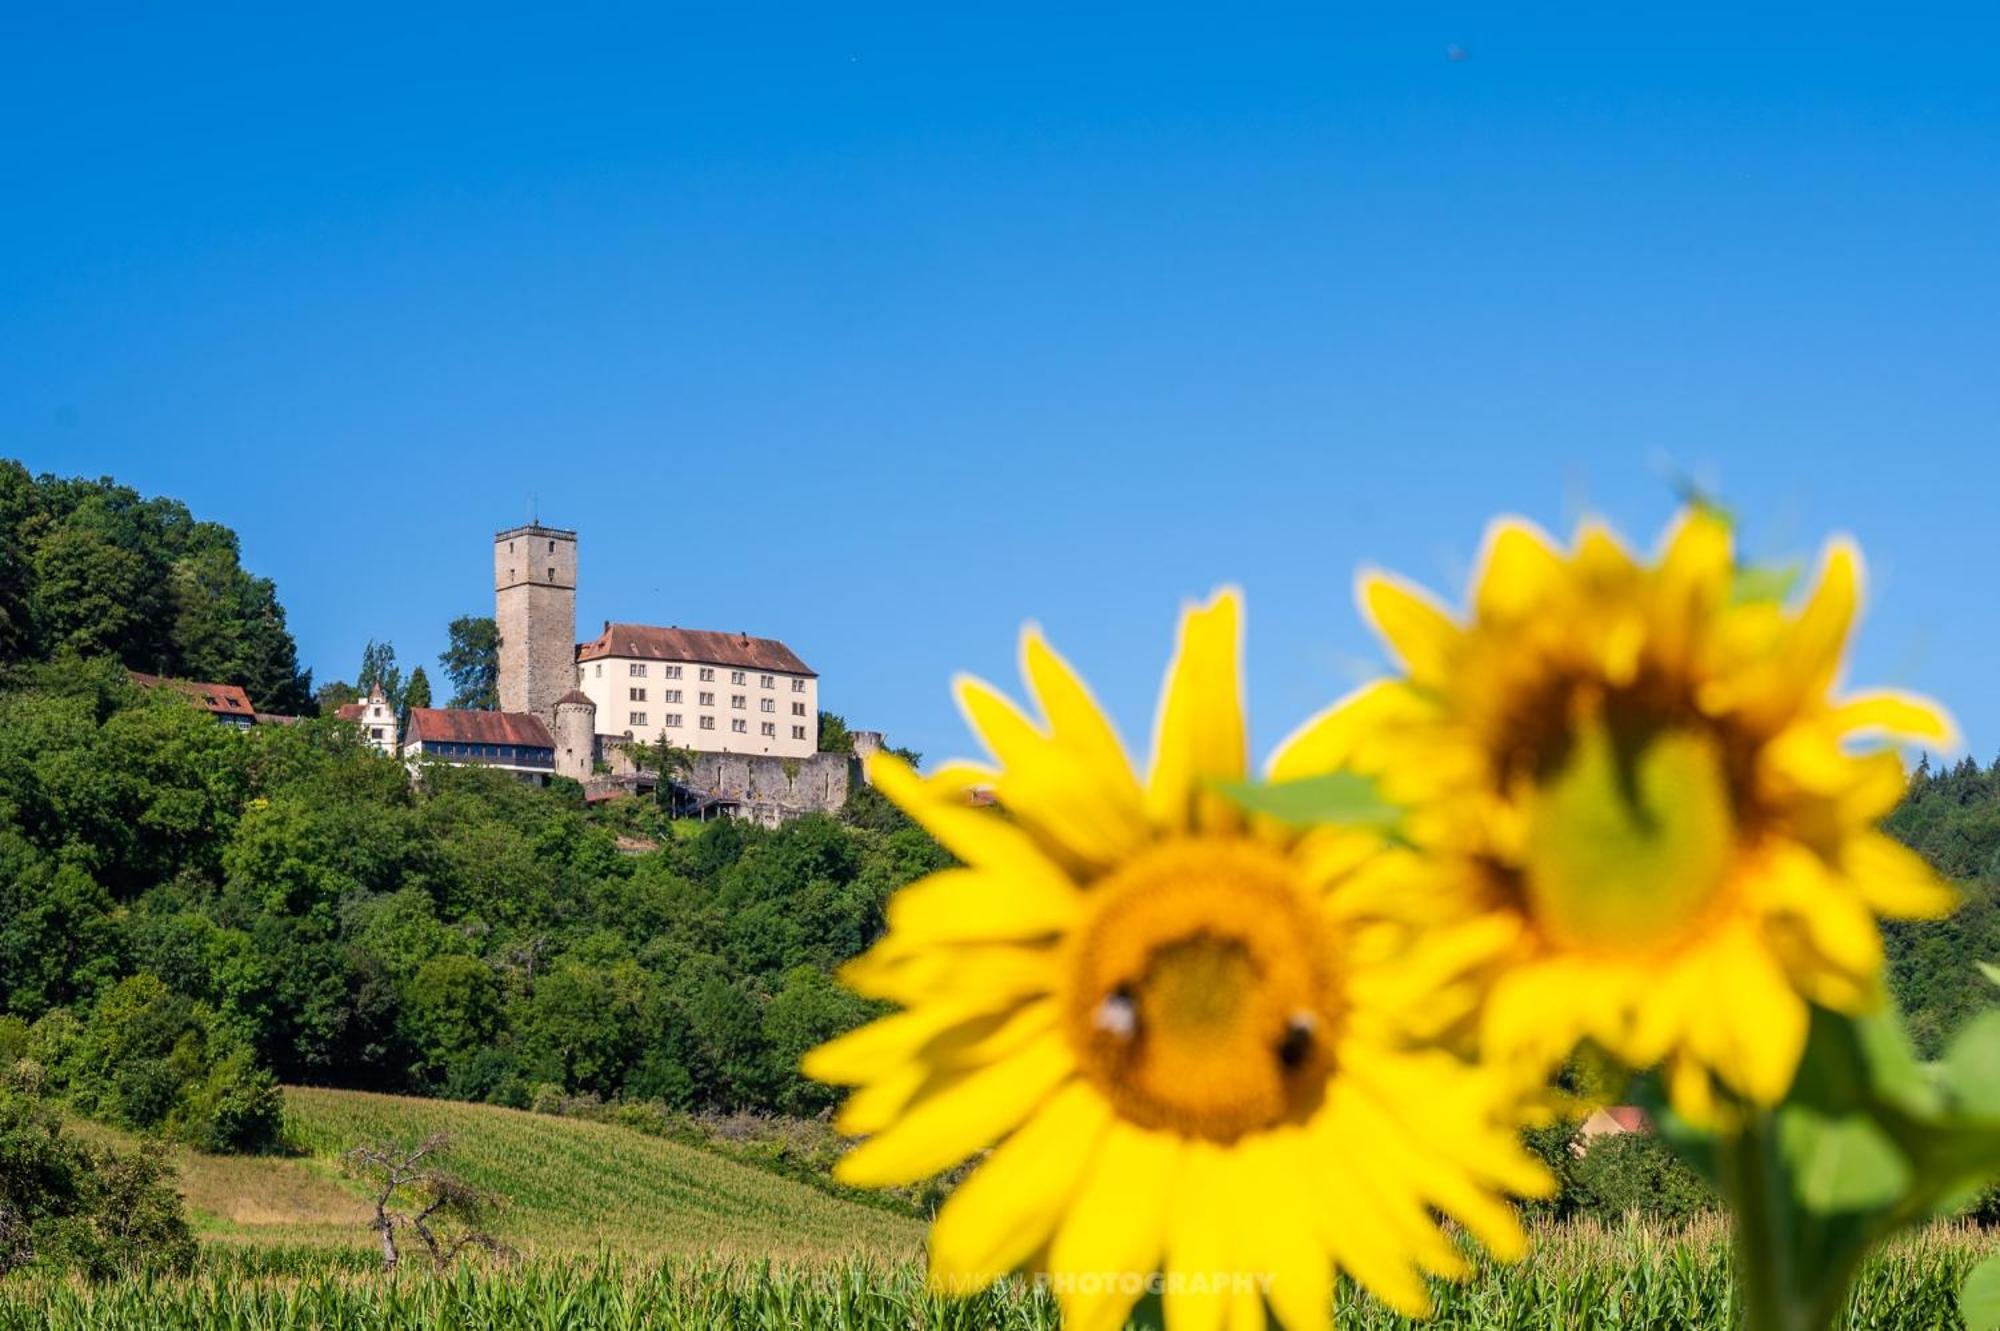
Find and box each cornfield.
[1,1223,1992,1330]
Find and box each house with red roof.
[128,671,264,728]
[332,682,398,754]
[401,707,556,783]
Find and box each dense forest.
[0,464,312,714]
[0,463,1993,1167]
[0,659,944,1151]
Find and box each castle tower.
[494,523,578,727]
[553,689,597,782]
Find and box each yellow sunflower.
[805,590,1549,1331]
[1274,509,1957,1124]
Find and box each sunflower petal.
[1049,1122,1184,1331]
[1358,572,1461,684]
[928,1080,1114,1292]
[885,867,1078,946]
[867,752,1077,894]
[1164,1143,1235,1331]
[1472,517,1566,621]
[1841,833,1958,920]
[956,674,1151,870]
[1829,691,1957,745]
[1146,589,1249,834]
[1021,628,1144,796]
[834,1033,1075,1187]
[1231,1131,1333,1331]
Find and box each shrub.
[1563,1132,1717,1225]
[36,974,283,1153]
[0,1083,195,1280]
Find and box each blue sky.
[5,4,1996,767]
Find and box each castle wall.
[586,745,857,827]
[682,749,853,821]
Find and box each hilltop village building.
[333,682,398,754]
[403,708,555,778]
[128,671,288,727]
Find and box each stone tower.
[553,689,597,782]
[494,523,577,727]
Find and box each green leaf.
[1943,1011,2000,1117]
[1212,773,1401,830]
[1777,1107,1910,1213]
[1978,960,2000,990]
[1962,1254,2000,1331]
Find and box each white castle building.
[574,623,819,760]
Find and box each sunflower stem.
[1718,1110,1821,1331]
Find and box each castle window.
[730,670,746,685]
[594,663,602,677]
[630,663,646,677]
[699,691,714,705]
[665,713,682,727]
[665,689,681,703]
[700,716,715,730]
[792,725,806,740]
[792,679,805,692]
[761,722,776,737]
[630,711,648,727]
[665,665,682,679]
[731,695,746,709]
[699,667,714,682]
[508,541,514,553]
[547,567,555,581]
[732,718,748,734]
[760,674,774,689]
[629,688,646,702]
[760,698,774,713]
[792,701,806,716]
[548,539,555,552]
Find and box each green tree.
[439,616,500,710]
[315,679,362,713]
[0,1079,197,1279]
[357,640,403,712]
[0,467,310,707]
[404,666,433,716]
[816,711,852,754]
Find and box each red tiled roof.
[333,703,366,721]
[576,623,815,676]
[129,671,259,719]
[1605,1105,1652,1133]
[405,709,554,748]
[555,689,595,707]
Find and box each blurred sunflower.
[805,590,1548,1331]
[1274,509,1956,1123]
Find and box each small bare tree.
[342,1133,510,1272]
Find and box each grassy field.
[82,1085,922,1261]
[35,1089,1996,1328]
[0,1225,1992,1330]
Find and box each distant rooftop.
[577,623,815,676]
[128,670,258,720]
[405,708,554,749]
